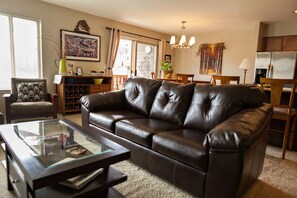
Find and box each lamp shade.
[179,35,186,45]
[239,58,250,70]
[170,36,176,44]
[189,37,196,46]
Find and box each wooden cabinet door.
[283,36,297,51]
[263,37,284,51]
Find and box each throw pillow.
[16,82,45,102]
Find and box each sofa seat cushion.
[11,101,53,116]
[115,118,181,148]
[89,110,145,133]
[152,129,208,172]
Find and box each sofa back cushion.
[124,77,162,115]
[184,84,264,132]
[150,81,195,125]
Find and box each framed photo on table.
[76,67,83,75]
[61,29,101,62]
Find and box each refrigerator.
[253,51,297,84]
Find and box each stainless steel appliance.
[253,51,297,84]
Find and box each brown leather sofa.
[80,77,273,198]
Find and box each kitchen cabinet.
[54,75,112,115]
[283,36,297,51]
[262,35,297,51]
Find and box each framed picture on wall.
[165,54,171,63]
[60,29,101,62]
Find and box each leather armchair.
[3,78,58,123]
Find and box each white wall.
[173,23,261,84]
[263,21,297,37]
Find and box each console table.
[54,75,112,115]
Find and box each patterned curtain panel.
[198,43,225,75]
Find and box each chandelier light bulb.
[170,36,176,44]
[179,35,186,45]
[189,37,195,46]
[170,21,196,49]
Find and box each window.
[113,37,158,79]
[0,13,41,90]
[113,39,132,75]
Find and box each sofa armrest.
[80,90,126,112]
[203,103,273,152]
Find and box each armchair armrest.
[3,93,12,100]
[3,94,12,123]
[47,93,58,102]
[47,93,58,119]
[203,103,273,152]
[80,90,126,112]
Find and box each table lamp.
[238,58,251,84]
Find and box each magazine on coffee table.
[59,168,104,190]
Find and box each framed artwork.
[197,43,225,75]
[67,61,74,75]
[76,66,83,75]
[60,29,101,62]
[165,54,171,63]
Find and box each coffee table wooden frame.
[0,118,130,198]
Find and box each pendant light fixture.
[170,21,195,49]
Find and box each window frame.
[0,12,42,91]
[114,34,159,77]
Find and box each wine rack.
[54,75,112,115]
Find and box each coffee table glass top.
[11,119,113,168]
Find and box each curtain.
[158,38,166,61]
[158,38,166,77]
[106,28,121,75]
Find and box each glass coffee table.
[0,118,130,198]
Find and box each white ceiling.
[41,0,297,35]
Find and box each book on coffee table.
[59,168,104,190]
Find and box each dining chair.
[151,72,156,79]
[112,75,128,90]
[211,75,240,85]
[260,77,297,159]
[175,73,194,84]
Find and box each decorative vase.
[161,70,173,79]
[58,58,67,75]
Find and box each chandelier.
[170,21,195,49]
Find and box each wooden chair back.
[259,77,297,159]
[260,78,297,108]
[211,75,240,85]
[151,72,156,79]
[112,75,128,90]
[175,73,194,84]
